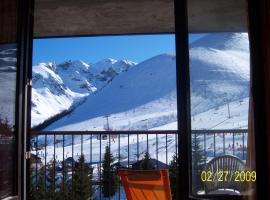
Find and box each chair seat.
[118,169,172,200]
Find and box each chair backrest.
[204,155,246,194]
[118,169,172,200]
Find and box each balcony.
[30,129,247,199]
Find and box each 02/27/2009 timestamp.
[201,170,256,183]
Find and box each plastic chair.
[118,169,172,200]
[204,155,246,194]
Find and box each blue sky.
[32,34,206,65]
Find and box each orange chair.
[118,169,172,200]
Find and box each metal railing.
[192,129,248,162]
[29,129,247,200]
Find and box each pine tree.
[30,165,41,200]
[0,117,13,135]
[169,154,178,200]
[140,152,154,170]
[59,159,72,200]
[46,159,61,199]
[73,155,92,200]
[192,134,206,193]
[30,165,47,200]
[101,146,118,197]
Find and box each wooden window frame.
[14,0,269,199]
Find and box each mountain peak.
[92,58,136,74]
[97,58,118,64]
[190,33,249,52]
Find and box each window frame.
[15,0,269,199]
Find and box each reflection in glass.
[0,44,17,198]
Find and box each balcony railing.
[29,129,247,200]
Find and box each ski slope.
[32,32,250,166]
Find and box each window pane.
[0,0,18,198]
[30,35,179,200]
[187,0,255,197]
[31,35,177,132]
[0,44,17,199]
[189,32,251,196]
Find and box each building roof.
[132,159,168,169]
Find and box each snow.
[31,33,250,162]
[94,186,126,200]
[45,53,177,131]
[30,33,251,199]
[31,59,136,127]
[191,97,249,130]
[42,33,249,132]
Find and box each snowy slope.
[31,62,89,127]
[31,59,136,127]
[190,33,250,115]
[45,33,249,131]
[32,34,251,199]
[45,53,178,131]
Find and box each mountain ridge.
[32,33,250,131]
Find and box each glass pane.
[31,35,177,132]
[189,33,253,196]
[30,34,179,200]
[0,44,17,199]
[0,0,18,198]
[187,0,255,197]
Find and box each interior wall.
[0,0,18,44]
[249,0,270,198]
[261,0,270,194]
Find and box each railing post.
[128,134,130,168]
[214,133,216,157]
[223,132,225,155]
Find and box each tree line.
[30,141,204,200]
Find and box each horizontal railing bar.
[192,129,248,134]
[30,130,179,136]
[30,129,247,136]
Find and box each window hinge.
[25,151,31,160]
[27,79,32,87]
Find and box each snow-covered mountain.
[42,33,249,131]
[32,33,250,184]
[31,59,137,127]
[189,33,250,115]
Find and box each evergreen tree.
[101,146,118,197]
[140,152,154,170]
[169,154,178,200]
[46,159,61,199]
[0,117,13,135]
[30,165,47,200]
[30,165,42,200]
[73,155,92,200]
[59,160,72,200]
[192,134,206,193]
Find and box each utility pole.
[224,93,231,119]
[227,102,231,118]
[104,115,110,131]
[200,81,207,98]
